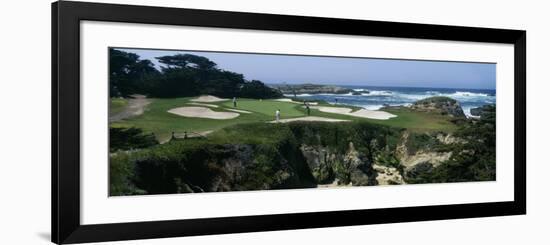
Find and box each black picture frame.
[52,1,526,244]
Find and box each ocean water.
[283,85,496,117]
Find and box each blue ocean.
[284,85,496,117]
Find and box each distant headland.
[270,83,357,95]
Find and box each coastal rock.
[343,142,373,186]
[411,96,465,118]
[470,104,496,120]
[372,164,405,185]
[395,131,452,178]
[404,161,434,179]
[271,83,353,95]
[436,133,465,145]
[299,142,376,186]
[400,150,452,171]
[134,144,310,194]
[300,145,336,184]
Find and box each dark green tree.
[109,48,159,97]
[110,49,282,99]
[157,54,217,70]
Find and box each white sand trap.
[190,95,228,103]
[187,102,219,108]
[270,116,350,123]
[312,106,396,120]
[351,109,397,120]
[274,98,319,105]
[274,98,294,103]
[168,106,239,119]
[314,106,353,114]
[225,108,252,114]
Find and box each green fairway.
[222,99,304,117]
[110,97,310,141]
[375,107,457,132]
[110,96,457,142]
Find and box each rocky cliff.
[300,142,377,186]
[395,131,454,180]
[114,121,468,195]
[470,104,496,120]
[411,96,466,118]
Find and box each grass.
[376,107,457,132]
[111,97,308,141]
[110,96,457,142]
[221,99,304,117]
[109,98,128,116]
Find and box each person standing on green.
[306,103,310,116]
[232,97,237,107]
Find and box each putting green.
[221,99,304,117]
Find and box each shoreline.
[280,85,495,117]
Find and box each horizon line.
[266,82,496,91]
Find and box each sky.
[116,48,496,90]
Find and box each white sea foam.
[283,93,312,97]
[363,90,393,96]
[452,91,489,97]
[284,88,495,116]
[462,106,480,118]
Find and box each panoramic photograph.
[108,47,496,196]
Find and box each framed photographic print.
[52,1,526,244]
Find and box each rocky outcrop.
[411,96,465,118]
[133,144,314,194]
[300,145,337,184]
[271,83,354,95]
[124,122,468,195]
[470,104,495,120]
[372,164,405,185]
[436,133,464,145]
[300,142,376,186]
[343,142,374,186]
[395,131,452,179]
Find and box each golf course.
[107,48,495,196]
[109,95,458,142]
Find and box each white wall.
[0,0,547,244]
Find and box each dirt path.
[109,95,151,122]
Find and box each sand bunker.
[168,106,239,119]
[187,102,219,108]
[351,109,397,120]
[312,106,396,120]
[225,108,252,114]
[270,116,350,123]
[314,106,352,114]
[190,95,228,103]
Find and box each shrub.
[109,127,158,152]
